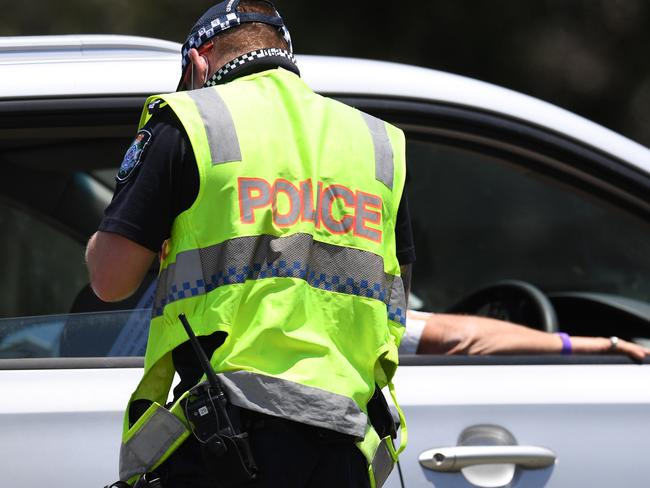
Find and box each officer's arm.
[86,230,156,302]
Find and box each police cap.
[179,0,293,76]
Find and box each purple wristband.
[557,332,572,355]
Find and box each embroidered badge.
[116,129,152,182]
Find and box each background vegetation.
[1,0,648,147]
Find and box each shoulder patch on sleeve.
[116,129,152,183]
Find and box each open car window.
[407,139,650,308]
[406,137,650,345]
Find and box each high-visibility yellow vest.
[119,68,407,488]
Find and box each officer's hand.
[160,239,170,262]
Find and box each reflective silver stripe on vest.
[153,233,406,326]
[186,88,242,165]
[219,370,367,439]
[387,275,406,325]
[372,437,396,488]
[119,406,187,481]
[361,112,394,190]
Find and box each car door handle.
[419,445,556,472]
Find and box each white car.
[1,35,650,488]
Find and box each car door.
[345,98,650,488]
[3,85,650,488]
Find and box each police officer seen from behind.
[87,1,415,487]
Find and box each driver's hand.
[571,336,650,362]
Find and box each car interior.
[1,95,650,361]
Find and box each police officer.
[87,1,415,487]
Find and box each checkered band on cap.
[180,0,293,73]
[279,25,293,53]
[204,48,297,86]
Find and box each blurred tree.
[0,0,648,147]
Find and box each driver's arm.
[415,313,562,355]
[409,311,650,361]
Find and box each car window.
[0,127,159,359]
[407,139,650,335]
[0,196,147,359]
[0,195,156,359]
[0,199,88,318]
[0,309,150,359]
[4,106,649,361]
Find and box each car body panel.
[3,363,650,487]
[0,367,139,487]
[392,364,650,487]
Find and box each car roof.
[0,35,181,98]
[1,34,649,172]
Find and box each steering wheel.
[445,280,559,333]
